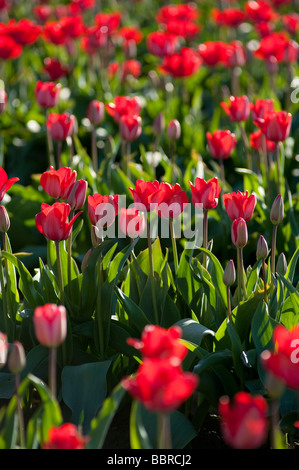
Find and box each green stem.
[220,159,225,187]
[239,122,252,171]
[49,347,57,398]
[275,142,281,195]
[55,241,64,305]
[236,247,242,303]
[15,373,26,449]
[157,413,172,449]
[226,286,233,323]
[0,244,9,338]
[2,232,14,337]
[67,210,74,295]
[56,140,63,169]
[91,126,98,172]
[170,140,175,184]
[96,255,105,358]
[46,118,56,169]
[147,219,159,325]
[202,209,208,269]
[262,259,268,305]
[169,219,179,275]
[239,247,247,300]
[271,225,277,275]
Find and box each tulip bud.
[223,259,236,286]
[67,179,88,211]
[167,119,181,140]
[231,217,248,248]
[119,115,142,142]
[8,341,26,375]
[86,100,105,126]
[0,206,10,232]
[81,248,92,272]
[0,332,8,368]
[276,252,287,275]
[91,224,102,247]
[153,112,165,137]
[256,235,269,260]
[33,304,67,348]
[270,194,284,225]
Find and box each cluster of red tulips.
[0,0,298,452]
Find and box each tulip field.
[0,0,298,452]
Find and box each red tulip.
[206,130,237,160]
[119,114,142,142]
[6,19,41,46]
[221,96,251,122]
[35,202,82,241]
[70,0,95,14]
[250,99,275,126]
[88,193,119,228]
[159,47,202,78]
[46,113,75,140]
[0,332,8,368]
[35,81,61,109]
[0,205,10,232]
[33,5,52,23]
[218,391,268,449]
[95,12,121,33]
[86,100,105,126]
[119,208,145,238]
[129,179,160,212]
[0,89,7,114]
[43,21,68,45]
[212,8,247,27]
[245,0,278,23]
[220,40,246,68]
[120,60,142,80]
[0,35,22,59]
[80,25,108,55]
[149,182,189,219]
[189,177,221,210]
[146,31,178,57]
[43,423,89,449]
[198,41,224,67]
[283,14,299,35]
[121,357,198,412]
[259,111,292,142]
[261,324,299,390]
[127,325,187,361]
[165,19,201,40]
[231,217,248,248]
[249,129,276,153]
[59,15,85,39]
[254,32,292,63]
[223,190,257,221]
[118,26,143,50]
[40,166,77,199]
[167,119,181,141]
[67,179,87,211]
[105,96,141,124]
[156,3,199,24]
[33,303,67,348]
[43,57,69,81]
[0,167,19,202]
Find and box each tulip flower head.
[261,324,299,390]
[159,47,202,78]
[121,357,198,412]
[0,89,7,114]
[0,205,10,232]
[46,113,75,141]
[35,81,61,109]
[40,166,77,200]
[223,190,256,221]
[86,100,105,126]
[43,423,89,449]
[0,167,19,202]
[33,303,67,348]
[189,177,221,210]
[167,119,181,141]
[88,193,119,228]
[218,391,268,449]
[149,182,189,219]
[206,130,237,160]
[127,325,187,361]
[105,96,141,124]
[221,96,251,122]
[259,111,292,143]
[35,202,82,241]
[119,114,142,142]
[119,207,145,238]
[0,332,8,368]
[129,179,160,212]
[67,179,87,211]
[270,194,284,225]
[231,217,248,248]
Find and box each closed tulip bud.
[231,217,248,248]
[167,119,181,140]
[33,304,67,348]
[276,252,287,275]
[8,341,26,375]
[35,81,61,109]
[86,100,105,126]
[119,115,142,142]
[223,259,236,286]
[256,235,268,260]
[270,194,284,225]
[0,205,10,232]
[67,179,87,210]
[153,112,165,136]
[0,332,8,368]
